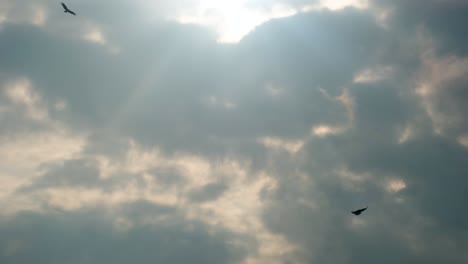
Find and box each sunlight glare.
[317,0,369,10]
[176,0,296,43]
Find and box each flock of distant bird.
[59,2,369,217]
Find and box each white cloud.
[319,87,355,124]
[336,167,370,182]
[0,2,48,28]
[82,25,121,54]
[353,66,393,83]
[458,134,468,148]
[337,88,355,122]
[32,7,47,26]
[4,78,49,122]
[313,88,354,138]
[0,78,87,217]
[84,28,107,45]
[0,131,85,174]
[5,137,297,262]
[335,167,371,192]
[259,136,304,154]
[397,125,413,144]
[320,0,369,10]
[416,46,468,134]
[312,124,344,137]
[373,6,393,29]
[304,0,369,12]
[386,178,406,193]
[0,14,6,28]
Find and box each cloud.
[4,78,49,122]
[258,136,304,154]
[353,65,393,83]
[0,77,86,217]
[0,1,48,28]
[0,209,245,264]
[416,49,468,135]
[1,0,468,264]
[175,0,298,43]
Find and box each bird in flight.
[351,206,368,215]
[61,2,76,16]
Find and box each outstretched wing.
[61,2,68,11]
[351,206,368,215]
[61,3,76,15]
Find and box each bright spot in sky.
[175,0,296,43]
[169,0,369,43]
[317,0,369,10]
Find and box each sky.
[0,0,468,263]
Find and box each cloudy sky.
[1,0,468,263]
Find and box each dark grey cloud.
[29,159,101,190]
[1,0,468,264]
[371,0,468,56]
[2,7,384,155]
[0,208,245,264]
[264,134,468,263]
[189,182,228,202]
[257,2,468,263]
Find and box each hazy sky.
[1,0,468,263]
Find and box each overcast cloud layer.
[1,0,468,263]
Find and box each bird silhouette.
[351,206,368,215]
[61,2,76,15]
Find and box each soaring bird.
[61,2,76,15]
[351,206,368,215]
